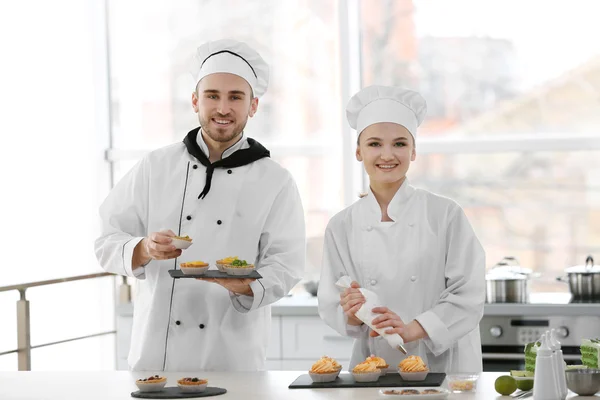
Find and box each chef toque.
[191,38,269,98]
[346,85,427,140]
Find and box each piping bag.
[336,275,407,354]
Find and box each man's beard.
[199,114,248,143]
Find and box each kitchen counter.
[272,292,600,316]
[1,371,597,399]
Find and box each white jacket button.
[366,226,373,232]
[370,279,377,285]
[410,276,417,282]
[408,222,414,227]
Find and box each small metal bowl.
[566,368,600,396]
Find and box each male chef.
[95,39,306,371]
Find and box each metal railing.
[0,272,131,371]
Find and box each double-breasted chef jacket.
[318,179,486,373]
[95,128,306,371]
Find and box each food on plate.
[180,261,209,268]
[400,389,420,394]
[177,377,208,393]
[422,389,440,394]
[173,235,192,242]
[352,360,380,382]
[365,354,389,374]
[136,375,166,383]
[352,361,378,373]
[216,256,238,270]
[177,377,208,385]
[135,375,167,392]
[308,356,341,383]
[228,259,254,268]
[310,356,341,373]
[398,355,428,372]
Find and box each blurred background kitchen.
[1,0,599,373]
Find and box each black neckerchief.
[183,127,270,199]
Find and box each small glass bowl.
[446,373,480,393]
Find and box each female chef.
[318,85,486,373]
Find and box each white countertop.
[0,371,597,399]
[272,292,600,317]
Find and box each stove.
[480,292,600,371]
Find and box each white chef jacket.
[318,179,485,373]
[95,132,306,371]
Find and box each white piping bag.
[336,276,407,354]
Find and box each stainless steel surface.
[557,255,600,299]
[486,277,529,303]
[0,273,119,371]
[565,369,600,396]
[489,326,502,338]
[480,316,600,346]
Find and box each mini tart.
[225,263,255,269]
[173,235,192,242]
[398,355,429,372]
[366,355,389,369]
[180,261,209,268]
[177,377,208,385]
[352,362,378,374]
[136,375,166,383]
[217,256,238,264]
[310,356,341,374]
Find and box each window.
[106,0,600,293]
[359,0,600,291]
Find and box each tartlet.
[352,361,381,382]
[177,377,208,393]
[309,356,342,383]
[223,259,255,276]
[398,355,429,381]
[171,235,193,249]
[180,261,209,275]
[216,256,238,272]
[365,355,389,375]
[135,375,167,392]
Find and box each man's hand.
[198,278,255,296]
[340,281,365,326]
[133,229,182,268]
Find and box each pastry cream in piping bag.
[336,276,407,354]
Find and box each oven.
[480,315,599,372]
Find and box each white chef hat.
[191,39,269,98]
[346,85,427,140]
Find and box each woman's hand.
[370,307,428,342]
[339,281,365,326]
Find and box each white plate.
[379,387,449,398]
[171,237,193,249]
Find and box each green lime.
[495,375,517,395]
[516,379,534,391]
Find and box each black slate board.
[168,270,262,279]
[131,387,226,398]
[288,372,446,389]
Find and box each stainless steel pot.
[486,272,529,303]
[486,257,530,303]
[557,256,600,299]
